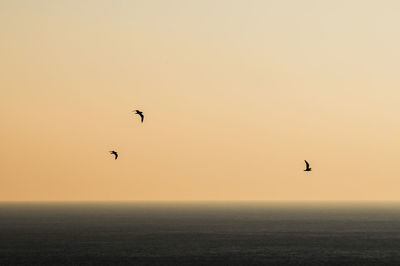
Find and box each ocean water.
[1,202,400,265]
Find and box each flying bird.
[133,110,144,123]
[109,150,118,160]
[304,160,312,171]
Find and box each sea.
[1,201,400,265]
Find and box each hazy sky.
[2,0,400,201]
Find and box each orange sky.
[2,0,400,201]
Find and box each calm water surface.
[1,201,400,265]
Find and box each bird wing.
[304,160,309,168]
[140,113,144,122]
[109,151,118,159]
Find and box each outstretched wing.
[304,160,309,168]
[140,113,144,123]
[109,151,118,160]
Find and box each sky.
[2,0,400,201]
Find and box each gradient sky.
[2,0,400,201]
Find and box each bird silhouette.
[304,160,312,171]
[133,110,144,123]
[109,150,118,160]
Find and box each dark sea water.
[1,201,400,265]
